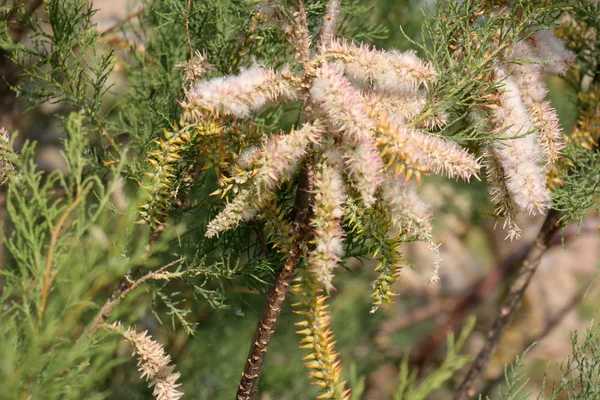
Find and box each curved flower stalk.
[292,275,350,400]
[490,70,550,215]
[205,122,323,238]
[478,29,573,239]
[506,33,573,164]
[311,63,383,205]
[321,39,436,95]
[116,325,183,400]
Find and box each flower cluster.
[482,29,574,239]
[120,326,183,400]
[192,40,482,292]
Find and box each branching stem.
[86,257,185,336]
[454,209,563,400]
[235,2,342,398]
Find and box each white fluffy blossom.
[122,327,183,400]
[491,70,550,215]
[309,151,346,291]
[188,65,298,118]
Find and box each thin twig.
[375,299,459,337]
[454,209,563,400]
[478,278,595,398]
[86,257,185,336]
[318,0,341,47]
[235,3,342,398]
[38,184,91,317]
[251,220,271,259]
[409,218,598,369]
[98,6,145,37]
[185,0,193,57]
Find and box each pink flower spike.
[188,65,298,118]
[309,152,346,291]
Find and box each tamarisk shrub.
[0,0,598,399]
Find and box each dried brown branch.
[454,209,563,400]
[87,159,201,336]
[86,257,185,336]
[185,0,193,57]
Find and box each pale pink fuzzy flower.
[376,50,437,94]
[311,64,383,204]
[361,90,426,125]
[205,188,269,238]
[416,110,450,131]
[310,63,375,145]
[309,153,346,291]
[528,100,565,164]
[188,65,298,118]
[122,327,183,400]
[206,123,324,238]
[381,115,481,181]
[340,139,383,206]
[532,30,575,75]
[508,40,566,164]
[492,71,550,215]
[323,40,436,96]
[483,148,522,240]
[380,174,432,241]
[426,241,443,284]
[254,121,323,190]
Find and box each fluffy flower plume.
[309,151,346,291]
[205,188,263,238]
[188,65,298,118]
[484,148,522,240]
[254,122,323,192]
[0,127,15,186]
[380,174,432,241]
[190,39,482,294]
[121,326,183,400]
[377,114,481,181]
[322,39,436,95]
[206,122,322,238]
[362,91,426,124]
[311,63,383,205]
[491,70,550,215]
[531,30,575,75]
[476,29,573,238]
[507,38,566,164]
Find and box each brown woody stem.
[454,209,563,400]
[236,2,342,398]
[236,162,314,400]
